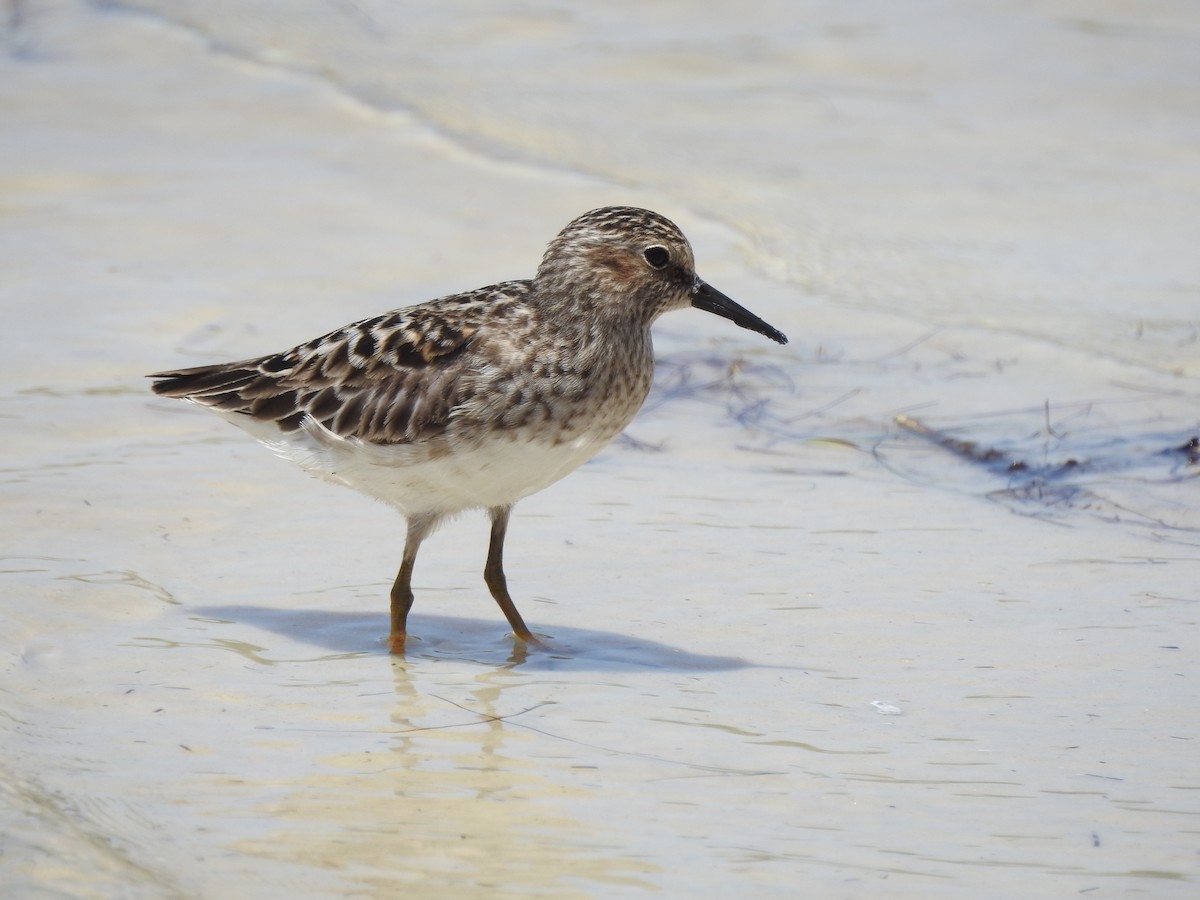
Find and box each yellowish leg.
[388,515,433,653]
[484,505,536,642]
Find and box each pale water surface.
[2,1,1198,896]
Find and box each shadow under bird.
[150,206,788,652]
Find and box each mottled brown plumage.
[150,207,787,651]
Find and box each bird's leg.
[389,514,434,653]
[484,505,536,642]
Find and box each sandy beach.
[2,1,1197,896]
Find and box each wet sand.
[2,1,1197,896]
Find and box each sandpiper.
[150,207,787,651]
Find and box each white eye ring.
[642,246,670,269]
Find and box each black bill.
[691,280,788,345]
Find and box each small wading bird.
[150,207,787,652]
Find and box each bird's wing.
[149,282,532,444]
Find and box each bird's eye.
[643,246,670,269]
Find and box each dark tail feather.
[148,362,260,399]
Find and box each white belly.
[227,412,612,517]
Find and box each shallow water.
[2,1,1198,896]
